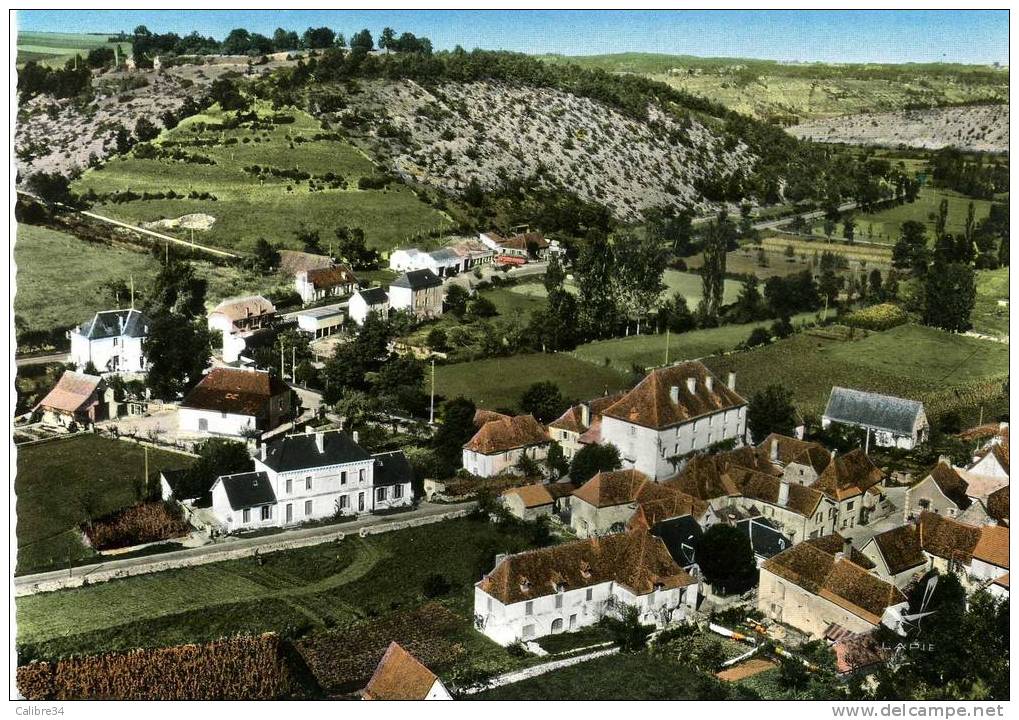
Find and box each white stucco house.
[462,413,550,477]
[822,387,929,450]
[210,428,413,532]
[179,367,292,437]
[69,308,150,375]
[348,287,389,326]
[474,531,698,645]
[388,269,443,320]
[599,362,747,481]
[207,295,277,363]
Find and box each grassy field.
[972,268,1009,339]
[434,353,633,411]
[811,187,998,245]
[17,31,126,67]
[572,312,817,373]
[14,222,275,336]
[73,103,452,254]
[16,516,538,664]
[760,234,893,267]
[500,271,742,308]
[15,435,193,575]
[702,323,1009,422]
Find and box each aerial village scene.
[9,6,1011,706]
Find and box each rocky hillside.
[321,79,754,222]
[788,104,1009,153]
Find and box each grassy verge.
[15,434,194,575]
[972,267,1009,338]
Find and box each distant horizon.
[16,10,1010,66]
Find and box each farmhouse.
[294,264,358,304]
[210,428,412,531]
[35,370,116,428]
[474,531,698,645]
[502,482,575,521]
[362,642,451,701]
[207,295,277,363]
[757,536,908,638]
[462,414,550,478]
[388,269,443,320]
[569,468,708,539]
[811,449,886,530]
[179,367,292,437]
[599,362,747,481]
[757,433,832,486]
[69,308,150,375]
[348,287,389,326]
[822,387,929,450]
[547,393,625,459]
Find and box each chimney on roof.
[686,377,696,395]
[728,371,736,390]
[260,444,266,461]
[938,454,951,465]
[352,430,360,445]
[580,403,591,428]
[315,432,325,454]
[670,386,680,404]
[770,439,779,463]
[705,375,714,393]
[778,479,790,507]
[837,536,852,561]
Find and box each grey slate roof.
[737,517,792,560]
[391,269,442,290]
[261,431,371,472]
[823,387,924,436]
[358,286,389,306]
[428,248,461,263]
[76,309,150,340]
[372,450,414,487]
[650,515,703,568]
[219,471,276,510]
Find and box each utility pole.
[280,338,285,378]
[144,446,149,497]
[292,346,296,384]
[429,359,436,424]
[664,329,670,367]
[129,275,135,309]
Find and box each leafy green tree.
[615,233,666,334]
[600,604,653,653]
[576,232,619,339]
[545,442,569,478]
[379,27,396,50]
[252,238,281,273]
[349,28,374,52]
[569,443,621,484]
[842,214,856,244]
[520,381,566,424]
[134,117,159,142]
[444,284,470,317]
[923,261,976,332]
[302,26,336,49]
[432,397,477,475]
[333,226,379,269]
[209,77,248,111]
[660,292,695,333]
[272,28,300,51]
[697,524,757,594]
[700,217,728,320]
[730,274,764,323]
[177,438,252,501]
[296,224,323,254]
[747,384,797,440]
[892,220,929,276]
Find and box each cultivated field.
[16,31,125,67]
[703,323,1009,422]
[499,271,742,309]
[789,105,1009,153]
[433,353,632,411]
[16,517,538,669]
[15,435,193,575]
[972,268,1010,339]
[72,103,452,254]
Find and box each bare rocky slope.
[330,79,756,222]
[788,104,1009,153]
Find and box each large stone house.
[179,367,292,437]
[388,269,443,320]
[348,286,390,326]
[69,308,150,375]
[599,362,747,481]
[207,295,277,363]
[758,536,908,638]
[822,387,929,450]
[462,413,550,478]
[210,429,413,532]
[547,393,625,460]
[35,370,116,428]
[811,449,886,530]
[362,642,451,701]
[294,264,358,304]
[474,531,698,645]
[569,468,708,539]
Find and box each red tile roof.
[463,415,549,454]
[973,525,1009,569]
[602,361,745,430]
[362,642,440,700]
[36,371,103,414]
[181,368,290,416]
[305,264,357,289]
[812,449,883,501]
[918,511,982,564]
[757,433,831,473]
[503,484,554,508]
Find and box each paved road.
[15,352,70,367]
[14,500,474,596]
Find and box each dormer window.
[579,561,591,579]
[519,577,531,594]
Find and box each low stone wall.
[15,506,474,597]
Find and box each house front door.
[358,492,365,512]
[286,504,293,524]
[198,418,208,432]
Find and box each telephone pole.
[129,275,135,309]
[664,329,670,367]
[429,359,436,424]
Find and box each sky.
[16,9,1009,65]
